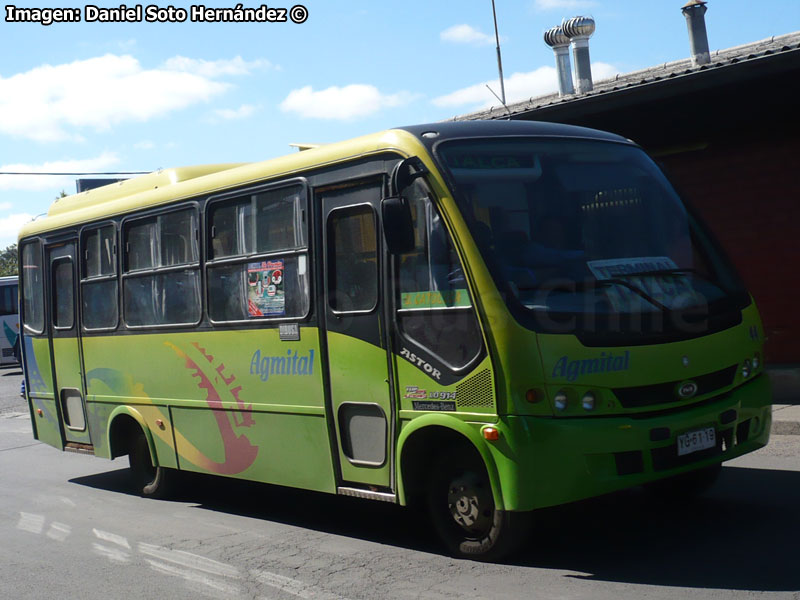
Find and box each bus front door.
[321,180,394,494]
[47,241,90,447]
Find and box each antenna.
[490,0,506,105]
[485,84,511,117]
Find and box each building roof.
[455,31,800,122]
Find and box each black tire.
[427,449,531,561]
[128,430,173,499]
[644,463,723,499]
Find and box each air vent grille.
[456,369,494,408]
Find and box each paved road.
[2,370,799,599]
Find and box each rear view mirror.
[391,156,427,195]
[382,196,415,254]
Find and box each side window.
[81,225,118,330]
[123,207,200,327]
[327,205,378,313]
[397,180,483,370]
[207,183,309,322]
[0,283,17,316]
[21,241,44,333]
[52,259,75,329]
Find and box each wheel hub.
[447,472,493,534]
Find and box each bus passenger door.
[47,241,91,447]
[321,180,394,493]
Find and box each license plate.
[677,427,716,456]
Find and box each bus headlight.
[581,391,596,411]
[742,359,752,379]
[554,391,568,411]
[752,353,760,370]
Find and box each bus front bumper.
[492,373,772,511]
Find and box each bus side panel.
[30,397,63,449]
[24,335,55,397]
[24,335,61,448]
[172,407,335,492]
[81,327,335,492]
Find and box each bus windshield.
[437,138,746,337]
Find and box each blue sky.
[1,0,798,247]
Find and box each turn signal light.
[482,427,500,441]
[525,389,542,403]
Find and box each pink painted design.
[167,342,258,474]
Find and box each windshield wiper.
[623,267,697,278]
[521,277,670,312]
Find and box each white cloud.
[432,62,619,111]
[280,85,417,120]
[162,56,273,77]
[213,104,258,120]
[533,0,596,11]
[0,213,35,245]
[0,152,120,192]
[134,140,155,150]
[0,54,231,142]
[440,24,496,46]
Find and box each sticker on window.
[247,259,285,317]
[587,256,697,311]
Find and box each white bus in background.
[0,276,20,364]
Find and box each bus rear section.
[0,276,20,365]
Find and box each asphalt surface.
[2,362,799,600]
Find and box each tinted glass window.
[82,280,118,329]
[208,255,309,321]
[397,180,483,369]
[127,219,157,271]
[0,284,17,316]
[210,184,305,259]
[123,208,200,326]
[207,184,309,322]
[84,225,115,277]
[21,242,44,333]
[328,206,378,313]
[53,260,74,329]
[81,225,118,330]
[438,138,747,337]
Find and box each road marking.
[93,528,131,549]
[92,543,131,564]
[17,512,44,534]
[252,569,349,600]
[146,559,240,596]
[138,542,240,578]
[46,521,71,542]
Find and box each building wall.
[659,136,800,363]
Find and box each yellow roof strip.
[19,128,429,240]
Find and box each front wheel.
[128,430,174,499]
[427,449,531,561]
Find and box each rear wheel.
[128,430,173,499]
[427,449,530,561]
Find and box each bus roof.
[18,120,629,240]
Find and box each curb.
[772,420,800,436]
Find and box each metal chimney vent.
[682,0,710,66]
[562,16,596,94]
[544,25,574,96]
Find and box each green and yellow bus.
[19,121,771,560]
